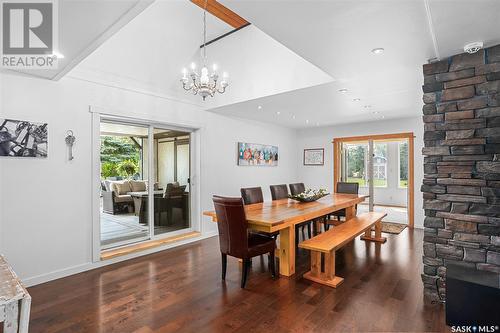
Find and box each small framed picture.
[304,148,324,166]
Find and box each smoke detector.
[464,42,483,54]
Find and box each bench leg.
[303,250,344,288]
[360,220,387,243]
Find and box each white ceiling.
[210,0,500,128]
[3,0,154,80]
[71,1,332,108]
[7,0,500,128]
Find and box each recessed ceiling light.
[371,48,384,55]
[257,105,262,110]
[353,98,361,102]
[338,88,348,93]
[276,111,281,115]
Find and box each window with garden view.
[399,141,408,188]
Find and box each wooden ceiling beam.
[190,0,249,29]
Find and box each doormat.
[381,222,406,234]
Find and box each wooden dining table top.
[203,193,367,232]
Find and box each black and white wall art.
[0,119,48,158]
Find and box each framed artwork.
[238,142,278,166]
[0,119,48,158]
[304,148,324,166]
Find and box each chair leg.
[307,223,312,238]
[221,253,227,280]
[269,252,276,278]
[241,259,250,288]
[295,226,300,249]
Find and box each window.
[373,143,387,187]
[345,143,368,187]
[399,141,408,188]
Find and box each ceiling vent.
[464,42,483,54]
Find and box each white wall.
[0,72,299,285]
[296,117,424,228]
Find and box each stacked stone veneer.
[421,44,500,301]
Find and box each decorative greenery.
[117,159,139,178]
[289,188,329,202]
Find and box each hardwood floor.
[26,228,449,332]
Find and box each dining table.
[203,193,368,277]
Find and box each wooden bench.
[298,212,387,288]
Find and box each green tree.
[100,136,141,178]
[400,142,408,181]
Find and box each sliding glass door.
[99,119,192,249]
[99,121,150,249]
[153,128,191,236]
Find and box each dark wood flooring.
[26,228,449,332]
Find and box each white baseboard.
[23,231,218,287]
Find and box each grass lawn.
[347,177,408,188]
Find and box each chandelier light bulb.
[200,67,209,85]
[212,64,218,72]
[190,62,196,71]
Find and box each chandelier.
[181,0,229,100]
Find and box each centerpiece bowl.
[288,189,329,202]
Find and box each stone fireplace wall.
[421,45,500,301]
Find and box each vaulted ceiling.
[4,0,500,128]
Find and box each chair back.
[336,182,359,195]
[164,182,186,198]
[270,184,289,200]
[289,183,305,196]
[212,196,248,258]
[240,187,264,205]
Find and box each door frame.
[332,132,415,228]
[91,110,202,262]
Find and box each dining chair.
[241,187,264,205]
[288,183,315,243]
[270,184,288,200]
[212,196,276,288]
[241,187,278,242]
[289,183,306,196]
[328,182,360,229]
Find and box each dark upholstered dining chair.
[241,187,278,241]
[288,182,315,243]
[270,184,289,200]
[289,183,306,196]
[212,196,276,288]
[329,182,360,226]
[241,187,264,205]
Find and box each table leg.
[4,300,18,333]
[279,226,295,276]
[345,205,356,221]
[19,296,31,333]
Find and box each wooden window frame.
[333,132,415,228]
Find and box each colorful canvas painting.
[0,119,48,158]
[238,142,278,166]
